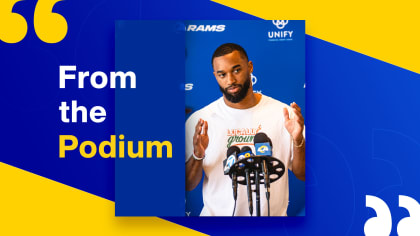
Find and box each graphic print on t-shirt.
[226,124,262,148]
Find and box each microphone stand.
[228,155,285,217]
[254,169,261,216]
[245,169,253,216]
[262,160,271,216]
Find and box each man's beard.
[219,76,251,103]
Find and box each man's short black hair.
[211,43,249,67]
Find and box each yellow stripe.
[0,162,206,235]
[212,0,420,74]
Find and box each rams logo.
[257,145,269,153]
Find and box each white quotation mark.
[397,195,420,236]
[364,195,420,236]
[364,195,392,236]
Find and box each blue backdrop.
[185,20,305,216]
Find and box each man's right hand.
[186,118,208,191]
[193,118,209,159]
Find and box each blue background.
[115,21,185,216]
[184,20,305,216]
[0,0,419,235]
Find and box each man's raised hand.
[283,102,304,144]
[193,119,209,158]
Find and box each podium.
[228,155,285,216]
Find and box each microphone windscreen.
[254,133,273,156]
[224,145,240,175]
[240,146,253,153]
[238,146,253,168]
[254,132,272,147]
[254,132,269,143]
[227,145,240,158]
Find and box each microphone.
[254,132,273,205]
[223,146,240,175]
[240,146,254,216]
[254,132,272,156]
[238,146,254,166]
[223,146,240,202]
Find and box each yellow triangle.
[212,0,420,74]
[0,162,206,235]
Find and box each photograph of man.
[185,43,305,216]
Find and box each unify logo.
[226,125,262,147]
[186,25,225,32]
[268,20,293,42]
[272,20,288,29]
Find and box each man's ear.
[248,61,253,73]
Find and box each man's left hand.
[283,102,304,144]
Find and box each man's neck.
[223,91,262,109]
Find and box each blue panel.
[115,21,185,216]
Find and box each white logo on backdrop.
[272,20,288,30]
[251,73,261,93]
[268,20,293,41]
[251,73,257,85]
[185,83,194,91]
[186,25,225,32]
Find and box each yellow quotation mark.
[0,0,67,43]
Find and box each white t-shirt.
[186,94,295,216]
